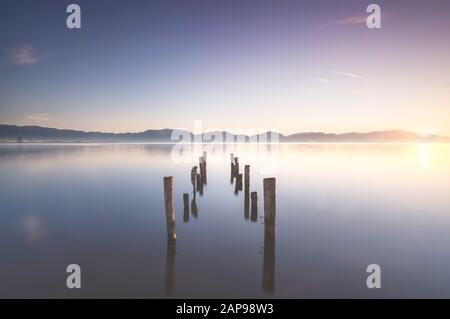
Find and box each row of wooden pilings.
[229,153,276,292]
[163,151,276,295]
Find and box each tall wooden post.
[244,165,250,195]
[163,176,176,241]
[263,178,276,221]
[183,193,189,223]
[262,178,276,293]
[251,191,257,222]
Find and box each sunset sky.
[0,0,449,135]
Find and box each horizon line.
[1,123,447,138]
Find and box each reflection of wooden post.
[262,219,275,293]
[251,192,257,222]
[163,177,176,241]
[165,239,176,297]
[263,178,276,221]
[183,193,189,223]
[191,197,198,218]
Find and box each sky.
[0,0,449,135]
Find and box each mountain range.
[0,124,449,143]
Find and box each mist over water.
[1,143,450,298]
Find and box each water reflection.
[2,144,450,298]
[191,196,198,218]
[165,239,176,298]
[262,220,275,293]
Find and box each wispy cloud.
[315,78,330,84]
[26,113,52,122]
[9,45,42,65]
[333,71,367,80]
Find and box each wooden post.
[200,162,207,185]
[234,157,239,177]
[196,173,203,195]
[230,163,235,184]
[163,176,176,241]
[191,166,197,193]
[251,191,257,222]
[262,178,276,293]
[238,173,243,191]
[263,178,276,221]
[244,165,250,194]
[183,193,189,223]
[234,174,239,195]
[203,151,207,163]
[244,193,250,220]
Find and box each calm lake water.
[1,143,450,298]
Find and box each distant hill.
[0,124,449,143]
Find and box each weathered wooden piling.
[262,178,276,292]
[163,176,176,241]
[244,165,250,194]
[191,166,198,193]
[183,193,189,223]
[237,173,243,191]
[199,162,207,185]
[251,191,258,222]
[263,178,276,221]
[196,173,203,195]
[234,157,239,177]
[244,193,250,220]
[230,163,235,184]
[244,166,249,219]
